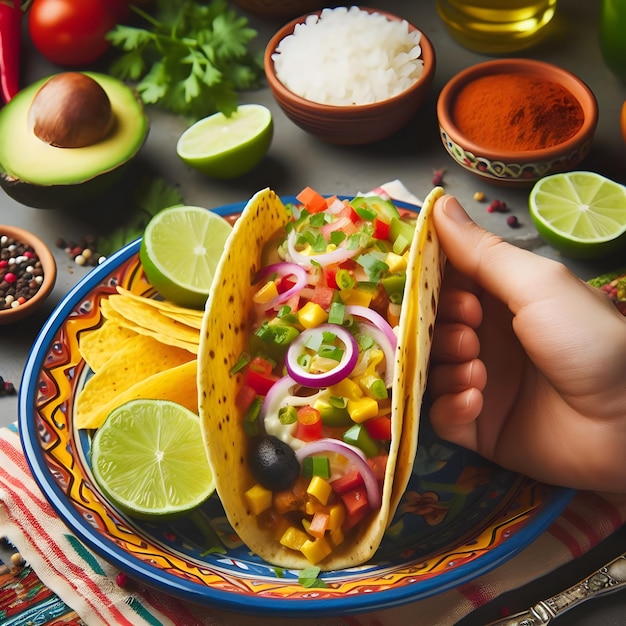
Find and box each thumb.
[432,194,559,314]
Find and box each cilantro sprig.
[107,0,264,120]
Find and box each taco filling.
[198,186,443,570]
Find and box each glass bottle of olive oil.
[436,0,558,54]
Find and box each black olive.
[248,435,300,491]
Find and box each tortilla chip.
[80,360,199,431]
[74,334,196,429]
[115,287,205,319]
[78,320,138,373]
[105,294,201,344]
[100,299,199,354]
[198,187,444,571]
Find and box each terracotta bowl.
[264,8,436,145]
[0,225,57,325]
[436,59,598,187]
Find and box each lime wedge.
[91,399,215,519]
[529,171,626,259]
[139,205,232,309]
[176,104,273,178]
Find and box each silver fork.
[484,553,626,625]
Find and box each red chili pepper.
[0,0,21,104]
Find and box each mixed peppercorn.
[0,235,45,311]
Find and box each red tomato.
[295,405,323,441]
[28,0,118,66]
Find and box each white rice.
[271,6,424,106]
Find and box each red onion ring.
[355,321,396,388]
[255,262,308,308]
[286,228,360,268]
[295,438,382,510]
[344,305,398,349]
[285,324,358,388]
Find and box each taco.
[198,185,444,570]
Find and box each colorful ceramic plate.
[19,198,573,618]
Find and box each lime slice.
[139,205,232,309]
[529,171,626,259]
[176,104,273,178]
[91,399,215,520]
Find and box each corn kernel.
[329,378,363,401]
[327,503,346,532]
[330,526,345,547]
[384,251,407,273]
[301,536,333,564]
[244,483,273,515]
[305,499,329,516]
[280,526,310,551]
[253,281,279,304]
[347,396,379,423]
[297,301,328,328]
[339,288,372,307]
[307,475,333,505]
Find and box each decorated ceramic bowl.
[0,224,57,325]
[264,7,436,145]
[436,59,598,187]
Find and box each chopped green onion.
[309,212,327,227]
[318,344,344,361]
[278,405,298,425]
[302,455,331,479]
[229,352,250,376]
[243,397,263,436]
[328,301,345,325]
[336,269,355,290]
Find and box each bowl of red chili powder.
[436,59,598,186]
[0,225,57,325]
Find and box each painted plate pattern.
[19,199,573,617]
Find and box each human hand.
[428,195,626,493]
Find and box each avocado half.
[0,72,149,209]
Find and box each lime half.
[139,205,233,309]
[91,399,215,520]
[176,104,273,178]
[529,171,626,259]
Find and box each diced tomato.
[373,217,390,241]
[324,266,338,289]
[367,454,389,485]
[338,258,357,272]
[364,416,392,441]
[297,186,327,213]
[331,468,364,494]
[337,204,360,224]
[235,384,257,411]
[340,487,369,530]
[311,285,336,310]
[244,356,279,395]
[295,405,323,441]
[276,275,296,294]
[308,511,330,539]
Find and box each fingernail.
[441,196,472,224]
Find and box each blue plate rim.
[18,196,575,617]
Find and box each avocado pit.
[28,72,114,148]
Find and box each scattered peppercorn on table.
[1,0,626,624]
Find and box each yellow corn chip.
[78,320,138,373]
[74,334,195,429]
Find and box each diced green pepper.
[382,273,406,302]
[350,196,401,223]
[302,456,331,479]
[389,217,415,254]
[343,423,379,457]
[315,397,352,426]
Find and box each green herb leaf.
[298,565,328,588]
[107,0,264,120]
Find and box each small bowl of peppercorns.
[0,225,57,325]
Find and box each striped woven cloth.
[1,422,626,626]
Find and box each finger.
[429,388,482,451]
[433,195,573,315]
[428,358,487,397]
[436,288,483,327]
[431,322,480,363]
